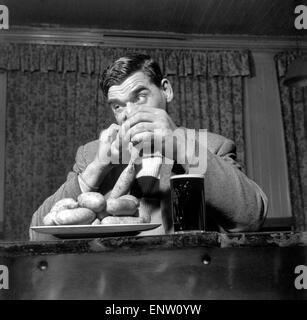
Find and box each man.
[30,54,268,241]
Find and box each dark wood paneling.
[1,245,307,299]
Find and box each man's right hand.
[80,124,120,191]
[95,123,120,167]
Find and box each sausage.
[97,211,109,221]
[101,216,146,225]
[50,198,79,213]
[138,198,152,223]
[43,211,57,226]
[109,142,140,199]
[77,192,106,213]
[91,218,101,225]
[139,210,151,223]
[43,198,79,226]
[54,207,96,225]
[118,194,139,206]
[106,197,138,216]
[109,162,136,199]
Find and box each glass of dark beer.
[170,174,205,232]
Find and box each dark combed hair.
[100,53,163,97]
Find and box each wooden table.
[0,231,307,299]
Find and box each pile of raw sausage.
[43,192,147,226]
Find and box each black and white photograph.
[0,0,306,305]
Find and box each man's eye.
[134,93,147,104]
[113,105,121,111]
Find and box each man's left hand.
[122,106,178,159]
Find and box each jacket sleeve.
[29,145,87,241]
[189,139,268,232]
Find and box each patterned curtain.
[0,44,251,240]
[275,51,307,231]
[167,75,245,165]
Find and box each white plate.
[31,223,161,239]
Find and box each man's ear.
[161,79,174,103]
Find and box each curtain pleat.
[275,51,307,231]
[2,44,250,240]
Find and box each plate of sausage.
[36,164,160,238]
[31,223,161,239]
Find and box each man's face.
[107,71,168,125]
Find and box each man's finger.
[123,112,155,132]
[126,105,156,118]
[130,131,153,145]
[99,123,120,143]
[125,122,154,142]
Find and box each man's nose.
[125,102,135,116]
[119,102,137,124]
[121,102,135,122]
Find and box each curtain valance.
[0,44,251,77]
[275,50,307,77]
